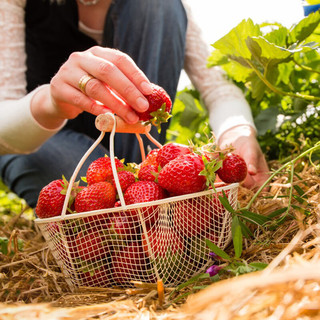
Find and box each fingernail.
[140,81,153,95]
[136,96,149,111]
[126,112,139,123]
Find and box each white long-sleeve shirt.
[0,0,255,155]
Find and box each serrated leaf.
[212,19,261,59]
[246,37,292,66]
[288,10,320,45]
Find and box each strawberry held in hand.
[136,83,172,131]
[217,153,247,183]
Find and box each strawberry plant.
[207,11,320,160]
[169,11,320,161]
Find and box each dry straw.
[0,158,320,319]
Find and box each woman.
[0,0,268,207]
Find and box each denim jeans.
[0,0,187,208]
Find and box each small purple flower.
[209,252,218,258]
[206,265,222,277]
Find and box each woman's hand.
[31,47,153,129]
[218,125,269,189]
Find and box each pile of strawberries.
[35,142,247,286]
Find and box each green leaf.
[232,224,243,258]
[246,36,292,67]
[212,19,261,59]
[249,262,268,270]
[267,207,288,219]
[218,193,236,213]
[288,10,320,45]
[254,107,280,135]
[239,209,271,226]
[205,239,231,261]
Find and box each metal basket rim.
[35,182,238,225]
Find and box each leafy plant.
[207,11,320,160]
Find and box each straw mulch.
[0,159,320,320]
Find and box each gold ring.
[78,74,95,95]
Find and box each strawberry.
[75,230,109,262]
[107,212,140,241]
[141,228,184,259]
[156,142,191,168]
[140,148,160,169]
[138,164,159,182]
[86,156,124,185]
[112,170,136,193]
[124,181,167,225]
[74,181,116,212]
[217,153,247,183]
[158,153,206,195]
[141,228,186,283]
[112,242,153,284]
[35,177,75,218]
[172,194,225,237]
[136,83,172,131]
[124,181,166,205]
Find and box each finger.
[51,82,114,118]
[90,47,153,95]
[79,49,151,112]
[61,69,139,123]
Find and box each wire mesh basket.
[35,113,238,289]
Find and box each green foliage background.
[168,11,320,161]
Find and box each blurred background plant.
[168,11,320,162]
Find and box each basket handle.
[60,112,162,218]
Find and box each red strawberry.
[138,164,159,182]
[124,181,166,205]
[107,212,140,241]
[86,156,124,185]
[124,181,167,225]
[112,242,153,284]
[156,142,191,168]
[217,153,247,183]
[136,83,172,131]
[112,170,136,193]
[35,178,71,218]
[75,231,109,262]
[75,181,116,212]
[140,148,160,169]
[172,194,225,237]
[158,153,206,195]
[141,228,184,258]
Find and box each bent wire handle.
[61,112,163,218]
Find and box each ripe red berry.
[136,83,172,131]
[86,156,124,185]
[35,179,67,218]
[156,142,191,168]
[112,170,136,193]
[158,153,206,195]
[75,231,109,262]
[124,181,167,225]
[75,181,116,212]
[138,164,158,182]
[217,153,247,183]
